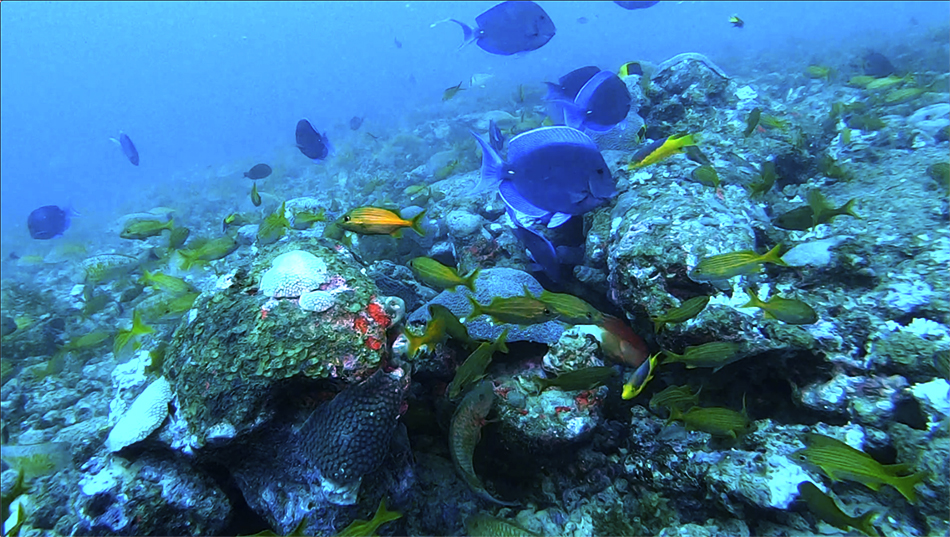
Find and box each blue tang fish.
[488,119,505,152]
[509,208,562,282]
[27,205,72,240]
[544,65,599,102]
[562,70,632,132]
[111,132,139,166]
[295,119,332,161]
[472,126,614,224]
[614,1,659,9]
[436,1,556,56]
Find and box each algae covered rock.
[163,239,395,447]
[494,328,613,456]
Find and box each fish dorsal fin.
[499,181,550,219]
[508,126,597,163]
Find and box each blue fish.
[614,1,659,10]
[509,209,562,282]
[488,119,505,152]
[544,65,599,102]
[472,126,614,222]
[562,70,632,133]
[111,132,139,166]
[295,119,331,161]
[27,205,71,240]
[436,1,556,56]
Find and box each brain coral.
[300,368,409,491]
[260,250,328,298]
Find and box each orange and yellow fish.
[337,207,426,238]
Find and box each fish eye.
[586,312,593,319]
[343,215,351,222]
[596,168,605,175]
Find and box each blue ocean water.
[0,1,943,250]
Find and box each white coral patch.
[260,250,328,298]
[299,290,336,313]
[911,379,950,421]
[105,376,173,452]
[766,455,813,509]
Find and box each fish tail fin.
[370,498,402,527]
[470,131,504,193]
[131,309,154,337]
[495,327,510,354]
[841,198,861,219]
[466,295,484,321]
[663,350,684,365]
[113,328,132,356]
[177,250,197,271]
[761,243,788,266]
[652,318,665,334]
[740,289,765,310]
[674,133,699,148]
[409,210,427,237]
[666,405,684,425]
[165,218,175,230]
[855,510,881,537]
[462,267,480,293]
[893,471,928,503]
[404,329,423,359]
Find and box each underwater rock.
[427,241,457,269]
[867,320,948,381]
[780,236,849,267]
[236,224,259,246]
[493,329,611,457]
[368,260,436,313]
[908,103,950,137]
[649,52,736,111]
[602,183,760,332]
[407,267,565,345]
[162,240,389,448]
[74,453,231,536]
[445,210,484,238]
